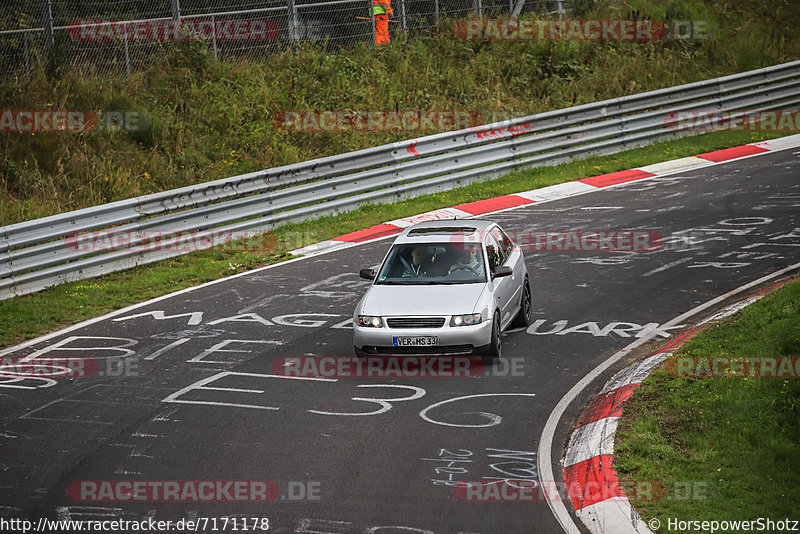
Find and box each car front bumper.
[353,318,493,355]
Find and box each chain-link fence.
[1,0,571,77]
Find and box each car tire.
[486,310,502,361]
[511,278,532,328]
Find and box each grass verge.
[0,129,790,349]
[614,278,800,526]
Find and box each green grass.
[1,0,799,225]
[0,128,789,349]
[614,279,800,525]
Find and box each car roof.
[393,219,497,245]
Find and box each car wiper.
[379,280,443,285]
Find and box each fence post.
[434,0,439,25]
[211,15,218,59]
[23,31,31,77]
[474,0,483,18]
[287,0,299,43]
[369,0,377,46]
[399,0,407,31]
[171,0,181,20]
[123,22,131,76]
[42,0,54,50]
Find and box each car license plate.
[393,336,438,347]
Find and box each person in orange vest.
[371,0,393,45]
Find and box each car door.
[494,226,525,315]
[492,226,523,323]
[485,228,516,327]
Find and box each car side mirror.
[359,268,376,280]
[492,265,513,279]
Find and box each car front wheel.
[511,278,532,328]
[486,310,502,361]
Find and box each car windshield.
[375,243,486,285]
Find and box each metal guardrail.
[2,60,800,299]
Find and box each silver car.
[353,219,532,359]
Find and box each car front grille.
[386,317,446,329]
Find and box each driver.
[400,246,432,277]
[449,245,482,275]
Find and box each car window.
[375,243,486,285]
[484,232,503,271]
[493,227,515,257]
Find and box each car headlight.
[357,315,383,328]
[450,313,483,327]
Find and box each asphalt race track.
[1,147,799,533]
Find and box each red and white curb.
[290,134,800,256]
[561,276,797,534]
[562,352,669,534]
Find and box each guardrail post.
[171,0,181,20]
[287,0,299,43]
[42,0,54,50]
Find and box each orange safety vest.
[371,0,393,16]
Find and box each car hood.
[359,283,487,316]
